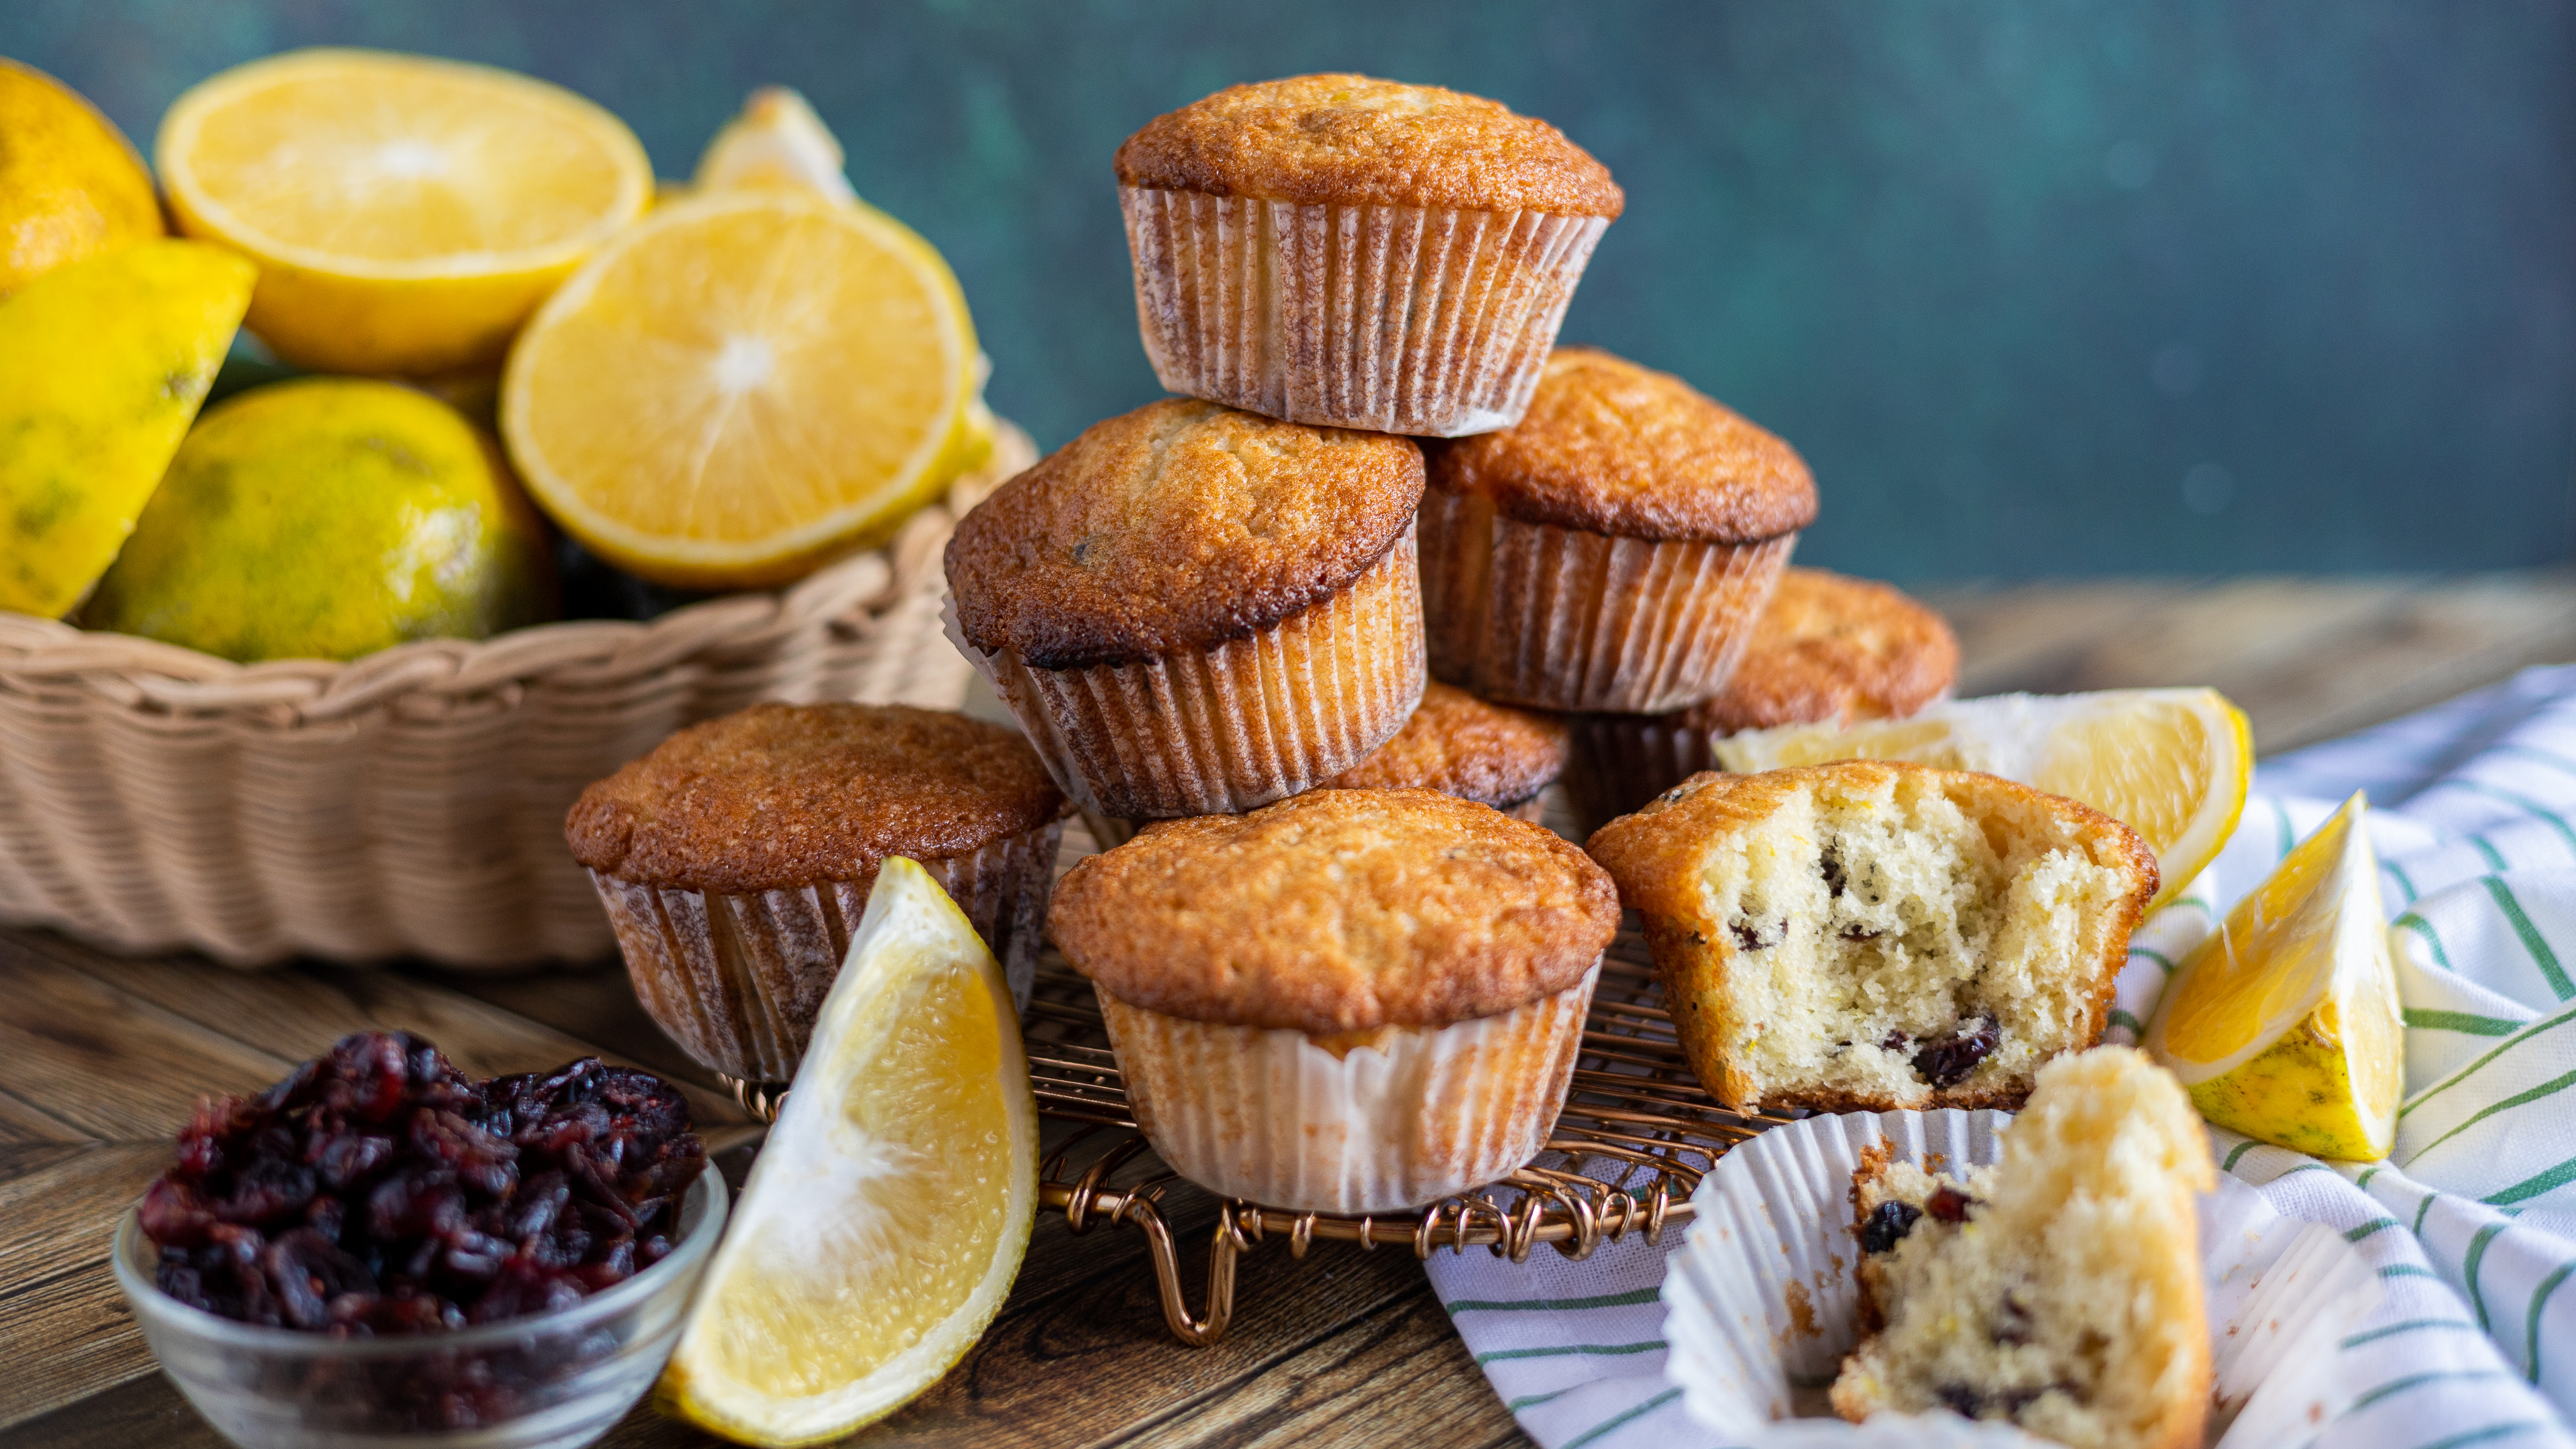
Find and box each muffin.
[1419,347,1817,713]
[1563,568,1957,829]
[1584,761,2155,1114]
[1079,680,1570,847]
[945,398,1426,820]
[1051,788,1620,1214]
[1116,74,1623,437]
[1833,1047,2214,1449]
[566,702,1070,1085]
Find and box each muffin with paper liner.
[945,398,1426,821]
[1079,680,1569,848]
[1050,788,1619,1215]
[566,702,1068,1085]
[1419,347,1817,714]
[1562,567,1957,830]
[1116,74,1622,437]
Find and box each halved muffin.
[1585,760,2155,1112]
[1833,1046,2214,1449]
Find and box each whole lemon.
[0,58,165,296]
[83,378,557,662]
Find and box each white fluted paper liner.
[1122,186,1609,437]
[945,528,1425,819]
[591,822,1060,1083]
[1419,492,1797,714]
[1098,961,1599,1215]
[1660,1110,2382,1448]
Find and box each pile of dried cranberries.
[141,1029,704,1334]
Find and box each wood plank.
[0,941,294,1142]
[1924,581,2208,696]
[0,1082,94,1150]
[1115,1286,1529,1449]
[24,933,748,1130]
[429,959,739,1100]
[0,1373,223,1449]
[0,1144,172,1428]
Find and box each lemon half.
[2143,792,2405,1161]
[157,48,651,374]
[660,858,1037,1446]
[500,186,981,589]
[1713,687,2252,911]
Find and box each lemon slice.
[0,239,253,618]
[1713,688,2251,910]
[2142,792,2404,1161]
[157,48,651,375]
[499,186,981,588]
[661,858,1036,1446]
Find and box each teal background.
[8,1,2575,582]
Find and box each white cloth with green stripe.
[1430,665,2576,1447]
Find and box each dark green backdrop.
[11,1,2574,582]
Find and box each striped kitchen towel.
[1429,665,2576,1448]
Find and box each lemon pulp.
[2144,792,2404,1161]
[500,187,979,588]
[661,859,1036,1446]
[156,48,651,374]
[1714,688,2252,912]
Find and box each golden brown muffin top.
[1051,788,1619,1032]
[1114,74,1623,217]
[945,399,1424,669]
[1322,682,1569,806]
[1677,569,1958,733]
[1430,347,1817,543]
[1585,759,2157,926]
[565,702,1069,894]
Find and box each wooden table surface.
[7,573,2576,1449]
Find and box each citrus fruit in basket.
[0,58,166,297]
[1713,687,2251,911]
[0,239,254,619]
[661,858,1036,1446]
[81,377,554,661]
[155,48,651,376]
[500,182,983,590]
[2144,792,2404,1161]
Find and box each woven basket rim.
[0,420,1033,724]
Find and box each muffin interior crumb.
[1698,780,2131,1106]
[1832,1049,2212,1449]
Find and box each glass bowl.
[111,1167,727,1449]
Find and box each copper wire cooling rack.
[1010,926,1795,1346]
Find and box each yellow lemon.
[1714,688,2252,911]
[0,239,254,618]
[81,378,554,661]
[0,58,164,296]
[156,48,650,376]
[2143,793,2404,1161]
[660,858,1036,1446]
[499,186,981,588]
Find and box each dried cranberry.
[1859,1199,1922,1253]
[1913,1014,2001,1089]
[1936,1383,1984,1417]
[138,1030,698,1343]
[1925,1185,1977,1222]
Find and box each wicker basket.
[0,425,1036,971]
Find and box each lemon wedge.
[1713,688,2251,910]
[2142,793,2404,1161]
[0,239,253,618]
[660,858,1036,1446]
[498,184,981,588]
[693,87,859,202]
[157,48,651,375]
